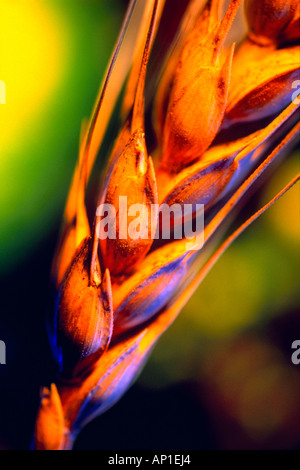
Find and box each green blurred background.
[0,0,299,450]
[0,0,123,273]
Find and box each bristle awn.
[131,0,160,131]
[122,0,166,118]
[184,173,300,307]
[95,2,160,277]
[51,125,91,287]
[134,171,300,343]
[214,0,242,57]
[82,0,141,178]
[99,1,160,203]
[204,95,300,167]
[204,119,300,246]
[51,0,142,287]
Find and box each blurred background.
[0,0,299,450]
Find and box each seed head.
[33,0,300,450]
[245,0,299,46]
[34,384,64,451]
[280,2,300,44]
[161,0,242,173]
[100,129,158,276]
[55,237,113,375]
[225,45,300,127]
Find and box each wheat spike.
[34,0,300,450]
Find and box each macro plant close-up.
[0,0,299,453]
